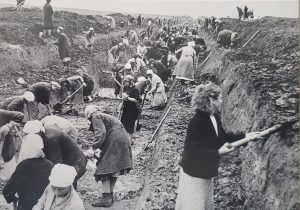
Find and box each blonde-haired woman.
[175,82,259,210]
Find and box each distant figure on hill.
[244,5,249,19]
[108,43,125,66]
[106,16,116,29]
[147,19,153,38]
[137,14,142,27]
[16,0,25,11]
[53,27,71,69]
[85,27,96,50]
[43,0,53,37]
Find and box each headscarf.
[146,69,153,75]
[50,81,61,90]
[18,133,45,163]
[23,91,35,102]
[23,120,45,134]
[49,164,77,188]
[84,105,101,119]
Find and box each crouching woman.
[32,164,84,210]
[175,82,259,210]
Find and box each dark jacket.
[42,126,87,182]
[180,110,245,178]
[27,82,52,105]
[82,73,94,96]
[153,61,169,83]
[0,109,24,127]
[0,96,24,112]
[43,3,53,29]
[121,86,141,134]
[54,33,71,60]
[3,158,53,210]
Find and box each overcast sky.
[1,0,298,18]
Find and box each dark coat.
[0,109,24,128]
[146,47,168,67]
[0,96,24,112]
[27,82,52,105]
[180,110,245,178]
[43,3,53,29]
[153,61,169,83]
[90,112,132,177]
[82,73,94,96]
[42,126,87,182]
[3,158,53,210]
[0,124,16,162]
[54,33,71,60]
[121,87,141,134]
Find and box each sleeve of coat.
[217,116,245,143]
[92,116,107,149]
[49,5,53,16]
[3,161,27,203]
[32,186,49,210]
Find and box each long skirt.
[0,156,17,181]
[172,56,195,81]
[69,87,84,105]
[23,101,49,121]
[175,167,214,210]
[94,126,132,181]
[108,51,116,65]
[150,92,167,108]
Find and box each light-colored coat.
[32,185,84,210]
[217,30,238,48]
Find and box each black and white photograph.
[0,0,298,209]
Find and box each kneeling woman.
[85,105,133,207]
[175,82,259,210]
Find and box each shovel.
[136,91,148,131]
[231,118,298,148]
[53,84,84,111]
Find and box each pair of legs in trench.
[92,177,117,207]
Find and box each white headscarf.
[23,120,45,134]
[49,164,77,187]
[18,133,44,163]
[84,105,101,119]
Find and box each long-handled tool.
[136,91,148,131]
[144,106,172,151]
[13,125,23,141]
[231,118,298,148]
[53,83,84,111]
[117,80,124,120]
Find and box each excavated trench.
[0,8,298,210]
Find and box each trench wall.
[196,18,299,209]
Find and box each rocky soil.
[0,7,299,210]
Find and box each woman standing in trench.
[175,82,259,210]
[85,105,132,208]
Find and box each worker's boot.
[92,193,113,207]
[111,192,114,203]
[72,110,79,116]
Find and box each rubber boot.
[92,193,113,207]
